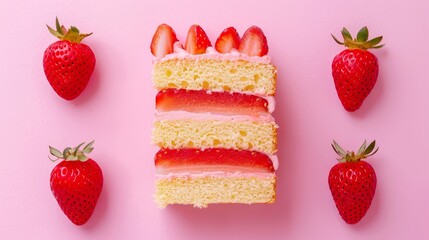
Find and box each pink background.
[1,0,428,239]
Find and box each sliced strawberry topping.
[238,26,268,56]
[150,24,178,57]
[156,89,269,116]
[155,148,274,174]
[185,25,211,54]
[215,27,240,53]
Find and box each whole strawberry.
[49,141,103,226]
[331,27,384,112]
[329,140,378,224]
[43,17,96,100]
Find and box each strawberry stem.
[47,17,92,43]
[49,141,95,162]
[332,26,384,50]
[55,17,63,35]
[356,26,369,42]
[332,140,378,162]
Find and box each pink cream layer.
[156,172,275,179]
[153,42,271,64]
[155,111,276,123]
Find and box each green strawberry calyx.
[332,140,378,163]
[49,140,94,162]
[47,17,92,43]
[331,26,384,50]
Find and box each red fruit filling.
[155,148,274,174]
[156,89,269,116]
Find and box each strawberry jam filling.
[156,89,269,116]
[155,148,274,174]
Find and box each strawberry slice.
[151,24,178,57]
[155,148,274,174]
[185,25,211,54]
[215,27,240,53]
[156,89,269,116]
[238,26,268,56]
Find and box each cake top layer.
[150,24,270,59]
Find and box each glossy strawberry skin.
[238,26,268,57]
[150,24,178,57]
[50,159,103,226]
[43,40,96,100]
[155,148,274,173]
[332,49,378,112]
[185,25,211,54]
[328,160,376,224]
[215,27,240,53]
[156,89,269,116]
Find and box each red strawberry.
[156,89,269,116]
[331,27,384,112]
[238,26,268,56]
[49,141,103,226]
[155,148,274,174]
[150,23,178,57]
[43,17,96,100]
[215,27,240,53]
[329,140,378,224]
[185,25,211,54]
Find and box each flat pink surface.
[1,0,428,239]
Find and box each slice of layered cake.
[151,24,278,208]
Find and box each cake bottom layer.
[155,174,276,208]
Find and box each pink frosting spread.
[153,42,272,64]
[269,154,279,170]
[156,171,276,179]
[155,111,276,123]
[264,95,276,113]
